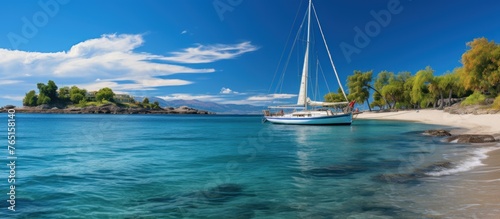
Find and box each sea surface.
[1,114,498,218]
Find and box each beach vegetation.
[460,37,500,95]
[95,87,114,102]
[493,95,500,109]
[21,81,163,109]
[36,93,51,105]
[58,87,71,103]
[76,99,88,107]
[373,71,392,109]
[439,71,461,107]
[325,88,347,103]
[69,86,87,104]
[346,70,376,110]
[35,80,58,105]
[461,91,486,106]
[411,66,434,108]
[23,90,38,106]
[334,37,500,111]
[152,101,161,109]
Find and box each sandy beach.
[357,109,500,218]
[356,109,500,135]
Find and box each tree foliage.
[493,95,500,109]
[325,88,347,103]
[461,91,486,106]
[95,87,114,102]
[36,80,58,104]
[460,37,500,95]
[375,71,394,108]
[58,87,71,103]
[70,86,87,104]
[152,101,161,109]
[37,94,51,105]
[333,38,499,110]
[345,70,372,110]
[411,66,434,107]
[23,90,38,106]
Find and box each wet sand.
[357,109,500,218]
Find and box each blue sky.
[1,0,500,107]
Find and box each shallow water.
[1,114,496,218]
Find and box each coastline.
[355,109,500,135]
[0,105,214,115]
[357,109,500,217]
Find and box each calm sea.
[1,114,497,218]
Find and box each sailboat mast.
[297,0,312,107]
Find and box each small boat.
[263,0,353,125]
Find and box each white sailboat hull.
[265,112,352,125]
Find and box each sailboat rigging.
[263,0,353,125]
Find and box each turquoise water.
[0,114,493,218]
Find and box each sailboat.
[263,0,353,125]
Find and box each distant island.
[0,81,213,115]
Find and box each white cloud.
[2,95,24,101]
[77,79,192,93]
[0,33,258,97]
[162,41,258,64]
[181,30,188,34]
[247,93,297,101]
[156,92,298,106]
[157,93,224,102]
[67,34,143,58]
[0,80,23,85]
[220,87,239,94]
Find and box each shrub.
[492,95,500,109]
[23,90,38,106]
[461,91,486,106]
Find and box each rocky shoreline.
[424,129,498,143]
[444,99,499,115]
[0,104,214,115]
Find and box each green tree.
[142,97,150,105]
[325,88,347,103]
[460,37,500,95]
[394,71,413,109]
[141,97,151,109]
[37,94,51,105]
[373,71,394,109]
[428,75,444,108]
[58,87,71,103]
[452,67,469,96]
[461,91,486,106]
[434,71,462,108]
[69,86,87,104]
[37,80,58,104]
[403,74,416,108]
[346,70,373,110]
[492,95,500,109]
[411,66,434,108]
[23,90,38,106]
[95,87,114,102]
[152,101,161,109]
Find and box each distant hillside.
[135,97,265,114]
